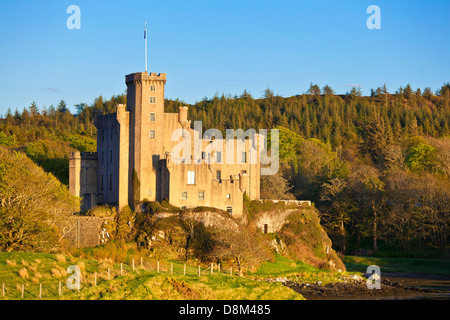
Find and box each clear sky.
[0,0,449,115]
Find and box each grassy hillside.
[0,251,303,300]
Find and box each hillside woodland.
[0,83,449,257]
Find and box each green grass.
[344,255,450,275]
[253,255,323,276]
[249,255,352,284]
[0,252,303,300]
[63,273,302,300]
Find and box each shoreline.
[283,272,450,300]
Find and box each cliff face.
[137,201,345,272]
[248,202,346,272]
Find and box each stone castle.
[69,71,261,217]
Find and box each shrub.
[18,268,29,279]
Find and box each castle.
[69,71,261,217]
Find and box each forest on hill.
[0,83,449,256]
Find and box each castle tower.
[126,72,167,205]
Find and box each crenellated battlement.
[70,151,97,160]
[125,71,167,84]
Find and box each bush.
[0,132,17,146]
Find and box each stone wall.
[62,216,113,248]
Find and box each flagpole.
[144,21,148,72]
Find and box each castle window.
[216,151,222,164]
[216,170,222,181]
[111,128,113,139]
[226,193,231,199]
[181,191,188,200]
[198,191,205,200]
[150,113,156,122]
[242,152,247,163]
[148,189,152,196]
[149,130,156,139]
[101,175,104,191]
[110,150,113,162]
[149,96,156,104]
[109,174,112,190]
[227,206,233,214]
[201,152,206,160]
[187,171,196,185]
[150,85,156,92]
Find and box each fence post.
[94,272,97,287]
[132,259,135,272]
[171,263,173,275]
[59,281,62,297]
[39,284,42,300]
[211,263,213,274]
[184,264,186,276]
[121,263,123,276]
[157,260,160,273]
[141,257,143,269]
[218,264,221,274]
[21,284,24,299]
[198,265,201,277]
[230,267,232,276]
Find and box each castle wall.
[116,104,130,210]
[95,113,120,206]
[126,72,166,204]
[62,216,113,248]
[70,71,262,218]
[69,151,98,211]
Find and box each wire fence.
[0,258,240,300]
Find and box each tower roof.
[125,71,166,84]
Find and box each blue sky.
[0,0,449,115]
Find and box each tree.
[29,101,39,116]
[262,86,274,100]
[320,178,357,253]
[404,84,413,99]
[348,165,385,252]
[405,143,437,173]
[180,210,202,260]
[260,171,296,200]
[57,100,69,113]
[268,126,303,163]
[323,85,335,96]
[114,206,135,241]
[75,102,88,115]
[360,117,391,167]
[307,83,321,96]
[240,90,252,100]
[348,86,362,97]
[423,87,433,99]
[0,147,79,252]
[211,227,271,276]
